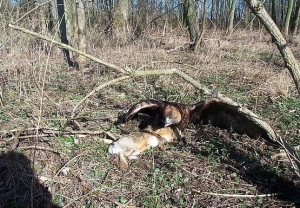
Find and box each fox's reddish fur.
[108,127,176,159]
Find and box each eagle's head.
[163,105,181,127]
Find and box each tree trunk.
[284,0,294,36]
[271,0,277,25]
[291,2,300,35]
[134,0,148,38]
[183,0,200,49]
[281,0,286,29]
[244,0,300,94]
[77,0,87,68]
[50,0,59,29]
[220,0,226,29]
[194,0,207,51]
[228,0,237,35]
[244,5,253,31]
[216,0,220,27]
[249,12,254,31]
[57,0,75,68]
[64,0,77,47]
[113,0,130,28]
[38,1,47,34]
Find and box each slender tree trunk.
[284,0,294,36]
[194,0,207,51]
[220,0,225,29]
[225,0,230,27]
[228,0,237,35]
[216,0,220,27]
[64,0,77,46]
[292,2,300,35]
[245,6,250,28]
[57,0,75,68]
[183,0,200,49]
[77,0,87,68]
[244,0,300,93]
[249,12,254,31]
[281,0,286,29]
[38,1,47,34]
[134,0,148,38]
[271,0,277,24]
[211,0,214,21]
[50,1,58,29]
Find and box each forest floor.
[1,28,300,207]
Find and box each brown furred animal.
[108,126,177,169]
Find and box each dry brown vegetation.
[1,26,300,207]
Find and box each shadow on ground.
[0,150,60,208]
[191,126,300,206]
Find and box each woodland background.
[0,0,300,207]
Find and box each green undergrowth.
[262,97,300,145]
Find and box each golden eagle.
[120,98,273,143]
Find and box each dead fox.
[108,127,178,169]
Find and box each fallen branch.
[1,128,105,137]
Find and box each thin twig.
[1,128,104,136]
[197,191,281,198]
[71,69,176,116]
[72,75,130,116]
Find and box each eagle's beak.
[164,117,172,127]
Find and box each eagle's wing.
[122,99,164,122]
[190,98,273,143]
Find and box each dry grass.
[1,25,300,207]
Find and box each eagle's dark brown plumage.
[120,98,273,142]
[122,99,190,131]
